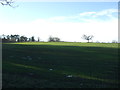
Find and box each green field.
[2,42,119,88]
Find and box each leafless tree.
[0,0,18,8]
[82,34,94,43]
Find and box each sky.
[0,0,118,42]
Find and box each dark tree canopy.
[48,36,60,42]
[31,36,35,42]
[1,34,37,43]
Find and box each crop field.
[2,42,119,88]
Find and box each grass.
[2,42,119,88]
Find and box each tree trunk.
[88,40,89,43]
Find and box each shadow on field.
[2,43,119,88]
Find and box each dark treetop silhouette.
[0,34,61,43]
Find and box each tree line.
[0,34,118,43]
[0,34,93,43]
[0,34,35,42]
[0,34,61,43]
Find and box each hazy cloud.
[46,9,118,23]
[79,9,117,17]
[0,9,118,42]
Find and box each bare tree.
[82,34,94,43]
[0,0,18,8]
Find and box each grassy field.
[2,42,119,88]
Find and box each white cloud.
[94,9,118,18]
[79,12,97,16]
[79,9,118,18]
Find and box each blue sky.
[0,2,117,23]
[0,1,118,42]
